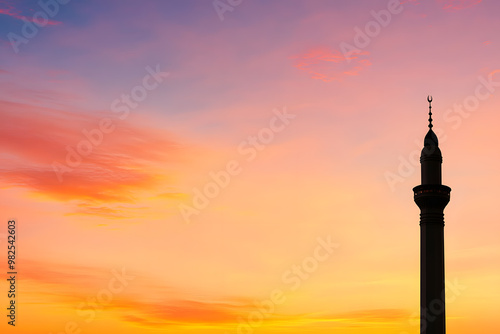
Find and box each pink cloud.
[0,1,61,25]
[400,0,421,4]
[0,99,184,217]
[292,47,371,82]
[437,0,482,11]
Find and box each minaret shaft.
[420,218,446,334]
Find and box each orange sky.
[1,0,499,333]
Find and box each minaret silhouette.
[413,96,451,334]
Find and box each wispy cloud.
[438,0,482,11]
[121,304,411,329]
[0,0,61,25]
[121,300,245,326]
[0,99,183,217]
[292,47,371,82]
[21,257,412,329]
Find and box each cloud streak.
[438,0,482,11]
[0,0,61,25]
[292,47,371,82]
[0,99,183,217]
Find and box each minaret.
[413,96,451,334]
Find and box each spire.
[424,95,438,147]
[427,95,433,129]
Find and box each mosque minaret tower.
[413,96,451,334]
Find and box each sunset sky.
[1,0,499,333]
